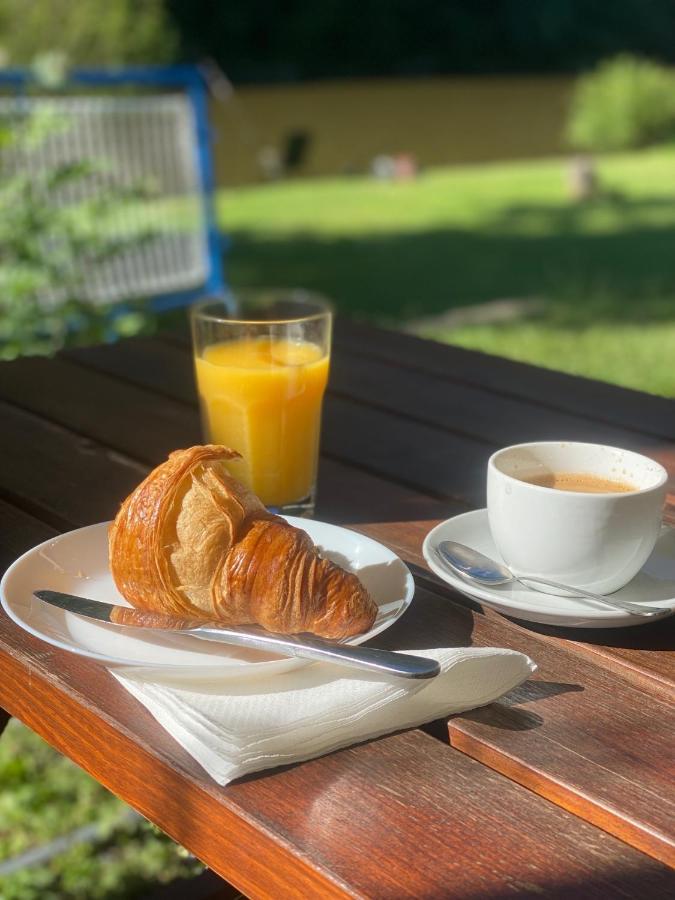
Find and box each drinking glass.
[190,290,332,517]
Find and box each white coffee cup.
[487,442,667,595]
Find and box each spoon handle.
[516,575,666,618]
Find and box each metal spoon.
[434,541,669,618]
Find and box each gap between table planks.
[1,352,668,855]
[1,501,674,897]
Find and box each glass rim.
[190,291,333,326]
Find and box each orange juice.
[194,338,330,506]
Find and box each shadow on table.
[450,680,584,733]
[466,866,675,898]
[373,582,476,654]
[316,482,453,527]
[520,614,675,651]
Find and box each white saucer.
[423,509,675,628]
[1,516,414,679]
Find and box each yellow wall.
[209,76,574,185]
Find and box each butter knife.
[34,590,439,679]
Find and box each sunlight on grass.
[218,146,675,236]
[218,147,675,396]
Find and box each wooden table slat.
[443,605,675,865]
[60,336,675,507]
[0,355,202,465]
[334,319,675,441]
[0,348,494,508]
[0,399,147,527]
[370,573,675,865]
[330,346,661,453]
[65,336,661,459]
[64,338,197,406]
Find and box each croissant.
[108,445,377,639]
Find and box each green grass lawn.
[218,146,675,395]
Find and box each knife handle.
[189,626,440,679]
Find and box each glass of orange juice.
[190,291,332,517]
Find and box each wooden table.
[1,320,674,898]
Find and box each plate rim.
[1,517,414,670]
[422,508,675,627]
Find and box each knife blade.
[34,590,439,679]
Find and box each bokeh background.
[2,0,675,395]
[2,1,675,896]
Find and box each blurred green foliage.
[0,0,176,67]
[0,109,157,360]
[0,720,203,899]
[567,55,675,152]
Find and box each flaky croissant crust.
[109,445,377,639]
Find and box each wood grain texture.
[65,337,197,406]
[445,613,675,865]
[0,500,54,746]
[0,342,494,507]
[66,334,658,453]
[0,399,147,528]
[0,603,673,899]
[329,346,659,451]
[0,620,350,900]
[370,576,675,864]
[53,332,675,509]
[0,496,59,559]
[2,501,674,886]
[59,333,675,502]
[0,354,201,464]
[334,319,675,441]
[2,341,672,704]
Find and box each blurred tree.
[167,0,675,82]
[567,55,675,151]
[0,0,176,66]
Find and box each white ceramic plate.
[423,508,675,628]
[1,517,414,677]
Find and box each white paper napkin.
[112,647,535,784]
